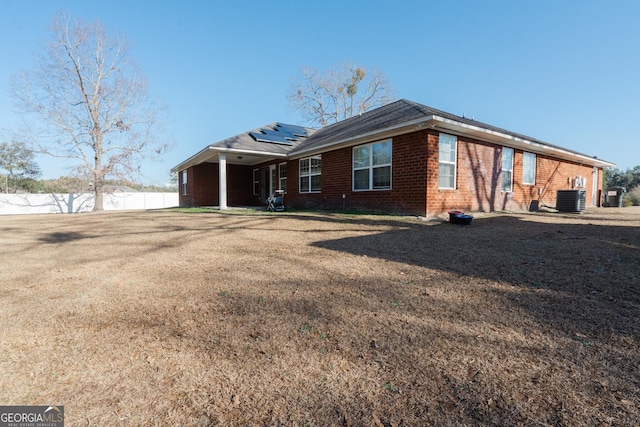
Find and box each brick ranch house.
[172,99,614,217]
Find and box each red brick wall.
[178,165,212,207]
[227,164,255,206]
[285,129,603,216]
[181,131,604,216]
[195,163,217,206]
[285,131,429,215]
[425,131,602,216]
[520,155,601,210]
[178,163,254,207]
[285,155,321,209]
[427,132,506,214]
[178,168,193,206]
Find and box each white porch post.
[219,153,228,209]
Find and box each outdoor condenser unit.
[556,189,587,213]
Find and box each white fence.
[0,192,179,215]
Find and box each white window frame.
[269,164,276,196]
[352,140,392,191]
[523,152,536,185]
[438,133,457,189]
[252,168,260,195]
[501,147,514,192]
[278,162,287,191]
[181,170,187,195]
[299,156,321,193]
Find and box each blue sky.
[1,0,639,185]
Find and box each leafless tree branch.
[287,63,396,127]
[10,13,171,210]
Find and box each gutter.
[430,116,615,168]
[290,115,614,169]
[174,113,614,171]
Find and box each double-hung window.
[438,133,457,189]
[501,147,514,192]
[299,156,321,193]
[278,163,287,191]
[181,170,187,195]
[523,152,536,185]
[353,140,392,190]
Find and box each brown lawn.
[0,207,638,426]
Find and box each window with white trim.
[353,140,392,191]
[438,133,457,189]
[523,152,536,185]
[501,147,514,192]
[299,156,321,193]
[181,170,187,195]
[278,163,287,191]
[253,168,260,195]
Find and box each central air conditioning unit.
[556,189,587,212]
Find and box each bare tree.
[288,63,395,127]
[11,14,170,211]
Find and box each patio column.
[219,153,228,209]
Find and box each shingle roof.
[290,99,550,155]
[288,99,428,155]
[286,99,612,166]
[173,99,613,171]
[210,122,316,155]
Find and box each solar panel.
[276,123,308,137]
[249,132,292,145]
[248,123,309,145]
[261,128,297,140]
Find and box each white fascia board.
[431,116,615,168]
[290,115,613,168]
[171,146,216,172]
[171,146,288,172]
[214,147,288,157]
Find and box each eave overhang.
[171,146,288,172]
[290,115,615,169]
[429,116,614,168]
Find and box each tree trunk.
[11,16,168,203]
[93,188,104,211]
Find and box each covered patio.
[172,123,313,209]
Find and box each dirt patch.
[0,207,638,426]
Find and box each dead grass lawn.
[0,207,639,426]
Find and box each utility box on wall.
[556,189,586,213]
